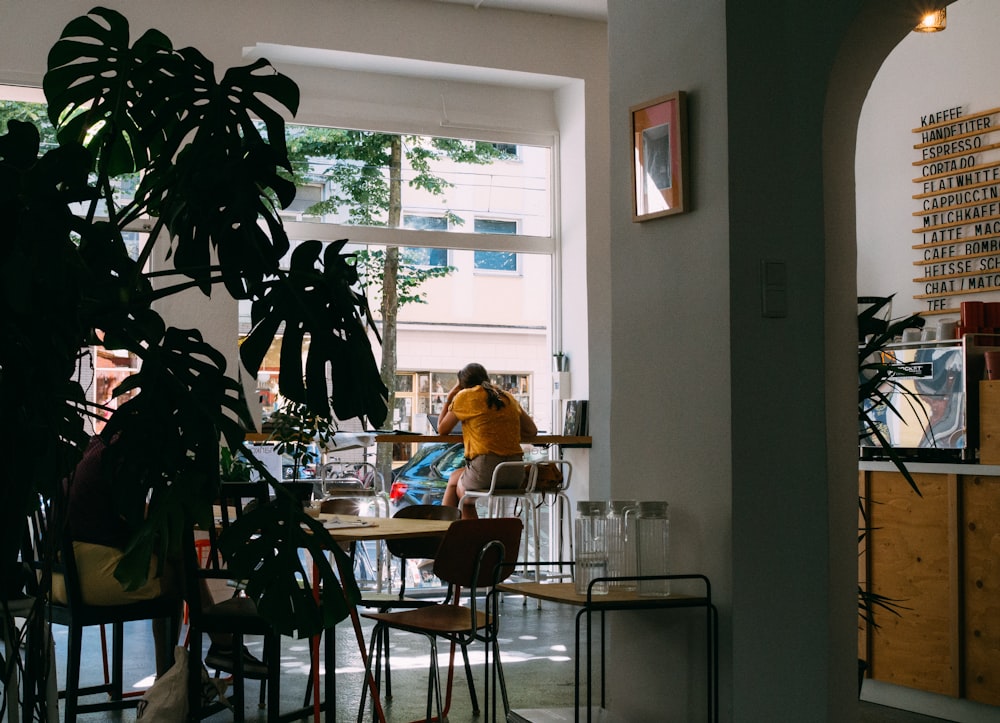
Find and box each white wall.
[857,0,1000,321]
[606,0,893,719]
[607,1,733,719]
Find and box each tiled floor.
[18,593,955,722]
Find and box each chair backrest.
[23,496,69,606]
[432,518,523,589]
[203,481,270,570]
[487,460,533,493]
[386,504,460,560]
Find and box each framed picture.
[630,91,688,221]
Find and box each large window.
[2,88,561,440]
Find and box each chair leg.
[460,642,479,714]
[355,623,380,723]
[491,637,512,721]
[265,634,280,722]
[110,621,124,701]
[187,630,203,722]
[426,637,443,723]
[381,624,392,700]
[64,624,83,723]
[230,633,246,723]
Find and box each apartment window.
[492,142,519,158]
[403,215,449,266]
[474,219,518,273]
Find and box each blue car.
[388,442,465,513]
[388,442,550,513]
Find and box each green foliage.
[857,295,923,632]
[354,248,456,307]
[1,7,386,648]
[857,296,926,495]
[283,127,506,226]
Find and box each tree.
[283,128,506,472]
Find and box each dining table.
[305,512,457,723]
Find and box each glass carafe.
[607,499,638,590]
[574,500,610,595]
[635,501,670,597]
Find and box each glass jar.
[635,501,670,597]
[574,500,610,595]
[607,499,638,590]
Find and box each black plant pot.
[858,658,869,697]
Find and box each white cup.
[938,320,958,340]
[902,328,921,343]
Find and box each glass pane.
[474,250,517,272]
[280,125,551,238]
[403,247,448,267]
[404,215,448,231]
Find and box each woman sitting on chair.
[438,362,537,519]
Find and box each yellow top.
[450,386,524,459]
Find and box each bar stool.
[459,461,541,580]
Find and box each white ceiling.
[432,0,607,21]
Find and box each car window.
[435,445,466,476]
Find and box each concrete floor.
[17,592,954,723]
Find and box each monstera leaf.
[241,239,389,426]
[220,492,361,636]
[45,6,299,296]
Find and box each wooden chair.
[365,504,464,704]
[356,517,523,723]
[184,481,284,722]
[24,498,181,722]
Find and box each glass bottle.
[636,501,670,597]
[607,499,638,590]
[574,500,610,595]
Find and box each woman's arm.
[519,407,538,441]
[437,383,462,435]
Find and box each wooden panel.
[867,471,956,695]
[979,381,1000,464]
[963,475,1000,706]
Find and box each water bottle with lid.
[635,501,670,597]
[607,499,638,590]
[574,500,610,595]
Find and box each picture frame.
[630,91,688,221]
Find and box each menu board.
[912,104,1000,314]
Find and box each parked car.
[388,442,465,513]
[388,442,548,514]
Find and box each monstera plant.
[0,6,387,714]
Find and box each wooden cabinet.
[963,474,1000,704]
[859,467,1000,706]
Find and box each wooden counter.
[858,464,1000,707]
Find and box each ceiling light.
[914,8,946,32]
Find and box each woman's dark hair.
[458,362,508,410]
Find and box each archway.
[823,0,958,716]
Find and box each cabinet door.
[963,475,1000,706]
[865,471,956,696]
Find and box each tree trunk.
[375,137,403,484]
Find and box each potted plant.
[1,7,387,715]
[856,295,925,692]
